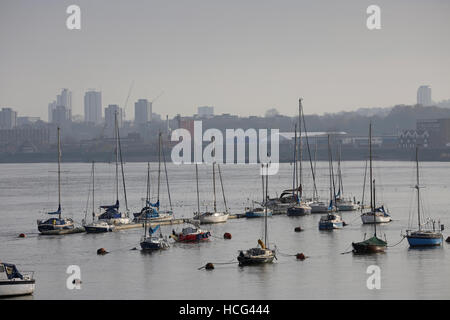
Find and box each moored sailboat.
[238,164,276,266]
[0,262,35,297]
[37,127,82,234]
[194,162,229,224]
[97,111,131,226]
[405,147,443,247]
[352,123,387,254]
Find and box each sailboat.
[352,123,387,253]
[360,124,392,224]
[238,164,276,266]
[133,158,173,223]
[37,127,77,233]
[194,162,229,224]
[334,145,359,211]
[245,165,273,218]
[318,135,343,230]
[97,111,131,225]
[83,162,114,233]
[287,103,311,216]
[405,147,444,247]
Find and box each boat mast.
[327,135,333,205]
[195,163,200,214]
[146,162,150,205]
[298,99,303,200]
[115,112,119,204]
[212,162,217,212]
[416,146,421,231]
[57,127,61,220]
[92,161,95,222]
[300,98,318,201]
[292,123,297,201]
[157,132,161,211]
[117,112,129,213]
[217,164,228,213]
[264,164,268,247]
[369,123,373,212]
[369,123,377,236]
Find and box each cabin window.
[0,265,4,272]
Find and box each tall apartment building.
[417,85,432,106]
[84,90,102,124]
[0,107,17,129]
[134,99,152,125]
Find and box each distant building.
[0,108,17,129]
[17,116,40,126]
[0,126,50,152]
[84,90,102,124]
[105,105,123,137]
[48,88,72,122]
[398,129,430,148]
[134,99,152,125]
[417,85,432,106]
[416,118,450,147]
[197,106,214,118]
[52,106,70,126]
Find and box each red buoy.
[97,248,108,255]
[205,263,215,270]
[296,253,306,260]
[18,233,26,238]
[223,232,232,239]
[294,227,302,232]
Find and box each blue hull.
[319,221,343,230]
[245,212,272,218]
[407,236,442,247]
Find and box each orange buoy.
[97,248,108,255]
[296,253,306,260]
[294,227,302,232]
[205,263,215,270]
[446,236,450,243]
[223,232,232,239]
[18,233,26,238]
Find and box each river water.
[1,161,450,299]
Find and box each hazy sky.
[1,0,449,120]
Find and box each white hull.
[337,203,359,211]
[198,212,229,224]
[100,217,131,225]
[361,213,392,224]
[0,282,35,297]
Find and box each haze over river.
[1,161,450,299]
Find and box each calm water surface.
[1,161,450,299]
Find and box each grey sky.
[1,0,449,120]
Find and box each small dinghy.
[170,223,211,243]
[245,204,273,218]
[319,213,344,230]
[0,262,35,297]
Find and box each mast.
[416,146,421,231]
[373,179,377,236]
[327,135,333,205]
[298,99,303,199]
[157,132,161,211]
[300,98,318,201]
[212,162,217,212]
[369,123,373,212]
[92,161,95,222]
[328,135,337,208]
[117,113,128,213]
[161,139,173,211]
[115,112,119,203]
[292,123,297,201]
[195,163,200,214]
[264,164,268,247]
[57,127,61,220]
[146,162,150,205]
[217,164,228,213]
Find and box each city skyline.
[1,0,450,120]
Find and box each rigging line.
[217,164,228,213]
[300,100,318,199]
[161,137,173,211]
[117,118,129,212]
